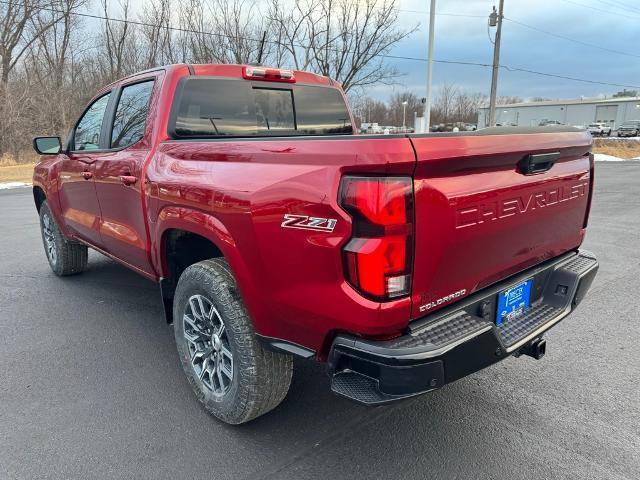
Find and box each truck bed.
[149,126,593,351]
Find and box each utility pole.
[423,0,436,133]
[488,0,504,127]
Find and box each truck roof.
[102,63,336,91]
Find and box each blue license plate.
[496,278,533,325]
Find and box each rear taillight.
[340,176,414,300]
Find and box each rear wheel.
[173,258,293,424]
[39,201,88,276]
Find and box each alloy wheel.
[42,213,57,265]
[183,294,234,397]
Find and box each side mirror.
[33,136,62,155]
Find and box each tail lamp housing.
[339,176,414,301]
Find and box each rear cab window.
[169,77,353,138]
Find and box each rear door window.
[111,80,154,148]
[170,78,352,138]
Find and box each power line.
[2,0,638,91]
[501,65,640,90]
[558,0,640,19]
[606,0,640,12]
[504,16,640,59]
[385,54,640,89]
[592,0,640,15]
[396,9,485,18]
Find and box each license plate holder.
[496,278,533,326]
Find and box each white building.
[477,97,640,129]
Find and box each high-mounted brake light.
[340,176,414,300]
[242,66,296,83]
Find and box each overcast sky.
[374,0,640,101]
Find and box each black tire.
[39,201,88,276]
[173,258,293,424]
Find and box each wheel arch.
[154,206,254,325]
[33,186,46,212]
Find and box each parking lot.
[1,162,638,480]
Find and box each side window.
[74,93,111,151]
[110,81,154,149]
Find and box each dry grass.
[0,163,35,183]
[592,138,640,159]
[0,152,39,167]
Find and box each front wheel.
[173,258,293,424]
[39,201,88,276]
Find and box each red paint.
[33,63,594,357]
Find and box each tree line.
[350,85,522,129]
[0,0,417,161]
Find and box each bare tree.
[348,94,389,128]
[209,0,264,64]
[497,95,523,105]
[139,0,174,68]
[99,0,139,81]
[267,0,417,92]
[179,0,219,63]
[0,0,65,85]
[27,0,86,132]
[387,92,421,126]
[431,83,458,124]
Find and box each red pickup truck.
[32,64,598,424]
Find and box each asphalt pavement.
[1,163,639,480]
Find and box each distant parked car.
[539,120,563,126]
[587,123,612,136]
[617,120,640,137]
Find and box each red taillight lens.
[342,178,409,225]
[340,176,413,300]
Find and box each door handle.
[81,171,93,180]
[518,152,561,175]
[119,175,137,185]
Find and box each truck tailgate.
[408,130,593,319]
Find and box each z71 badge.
[281,214,337,232]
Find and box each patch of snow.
[594,153,640,162]
[601,136,640,141]
[0,181,31,190]
[594,153,624,162]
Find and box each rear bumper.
[327,250,598,405]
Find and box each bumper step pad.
[386,312,487,349]
[331,371,407,405]
[496,304,563,347]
